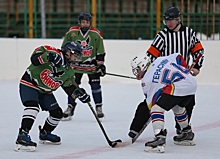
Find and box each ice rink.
[0,79,220,159]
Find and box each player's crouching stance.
[131,53,196,153]
[15,41,91,152]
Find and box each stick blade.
[112,139,132,148]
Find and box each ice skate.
[144,129,167,153]
[61,104,76,121]
[15,128,37,152]
[96,104,104,118]
[39,126,61,145]
[173,125,195,146]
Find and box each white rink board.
[0,38,219,85]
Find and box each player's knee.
[23,100,39,107]
[130,100,150,131]
[173,106,186,114]
[90,82,101,90]
[151,104,165,113]
[137,100,149,112]
[49,107,63,119]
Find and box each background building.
[0,0,219,39]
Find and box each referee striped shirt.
[146,25,204,69]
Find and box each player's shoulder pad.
[90,27,103,38]
[43,45,62,56]
[66,26,80,34]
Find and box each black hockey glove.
[96,64,106,77]
[76,88,91,103]
[48,52,62,67]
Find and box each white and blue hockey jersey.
[141,53,197,109]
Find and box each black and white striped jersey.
[146,25,204,69]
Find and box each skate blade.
[14,144,36,152]
[61,116,72,121]
[174,140,196,146]
[144,145,165,153]
[39,140,61,145]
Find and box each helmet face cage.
[131,54,151,76]
[132,66,140,77]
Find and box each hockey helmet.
[164,7,181,20]
[61,41,82,56]
[78,12,92,24]
[131,53,151,77]
[78,12,92,31]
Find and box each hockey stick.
[115,118,151,147]
[132,118,151,143]
[61,66,122,148]
[189,52,204,71]
[106,72,136,79]
[86,102,122,147]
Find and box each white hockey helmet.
[131,53,151,77]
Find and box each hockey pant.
[129,95,195,133]
[19,83,63,132]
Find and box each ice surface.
[0,80,220,159]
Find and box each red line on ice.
[46,121,220,159]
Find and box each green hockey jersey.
[20,45,78,98]
[62,26,106,74]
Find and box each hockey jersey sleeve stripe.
[72,65,97,71]
[191,42,203,54]
[147,45,161,58]
[38,56,45,64]
[20,80,41,91]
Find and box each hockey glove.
[76,88,91,103]
[96,64,106,77]
[48,52,62,67]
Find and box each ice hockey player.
[130,53,196,153]
[15,41,91,152]
[61,12,106,120]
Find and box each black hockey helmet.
[78,12,92,23]
[61,41,82,56]
[78,12,92,31]
[164,7,181,20]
